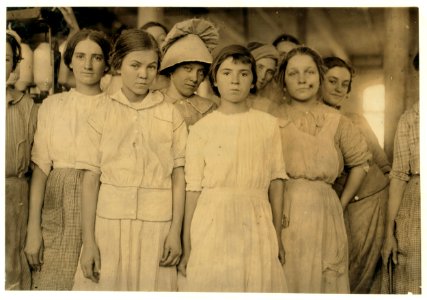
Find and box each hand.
[24,226,44,271]
[159,230,182,267]
[80,241,101,283]
[381,234,398,265]
[177,252,189,277]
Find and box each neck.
[166,83,190,101]
[122,89,149,103]
[75,83,102,96]
[290,96,319,111]
[218,98,249,114]
[323,100,341,110]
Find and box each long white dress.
[182,109,288,292]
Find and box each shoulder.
[190,94,217,113]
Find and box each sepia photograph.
[2,0,423,298]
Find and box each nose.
[138,66,147,78]
[187,70,198,83]
[258,69,267,82]
[297,73,306,83]
[84,57,93,70]
[231,72,240,85]
[335,83,345,93]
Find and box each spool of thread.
[14,43,33,91]
[33,42,53,92]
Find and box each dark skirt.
[5,177,31,290]
[31,168,84,290]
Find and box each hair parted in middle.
[208,44,258,97]
[110,28,160,71]
[64,29,112,73]
[277,46,325,92]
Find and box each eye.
[307,69,316,74]
[222,71,230,76]
[184,66,192,72]
[93,55,104,62]
[75,53,85,60]
[287,71,296,76]
[241,72,249,77]
[329,78,337,84]
[197,70,205,77]
[148,64,157,70]
[130,63,139,69]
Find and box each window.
[363,84,385,148]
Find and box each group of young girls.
[5,16,420,294]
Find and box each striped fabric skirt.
[31,168,84,290]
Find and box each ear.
[250,84,254,89]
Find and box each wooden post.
[383,8,410,161]
[137,7,164,29]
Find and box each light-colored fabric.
[76,90,187,221]
[250,44,279,62]
[73,217,176,291]
[183,109,287,292]
[31,168,84,290]
[275,102,371,293]
[31,89,108,176]
[389,102,419,181]
[162,91,217,128]
[246,94,279,115]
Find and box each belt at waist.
[202,187,268,198]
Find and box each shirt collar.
[163,92,214,114]
[111,89,164,110]
[6,88,24,106]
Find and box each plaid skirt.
[31,168,84,290]
[381,175,421,294]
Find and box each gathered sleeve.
[270,121,288,180]
[185,124,206,192]
[31,100,52,176]
[389,114,411,182]
[336,115,372,170]
[75,101,107,174]
[171,106,188,168]
[347,112,391,173]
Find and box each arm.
[160,166,186,267]
[381,178,406,265]
[340,165,367,210]
[269,179,285,264]
[177,190,201,276]
[24,165,48,271]
[79,170,101,283]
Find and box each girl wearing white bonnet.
[160,18,219,128]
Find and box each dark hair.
[272,34,301,47]
[6,33,22,71]
[323,56,354,93]
[413,52,419,71]
[64,29,111,73]
[246,41,264,51]
[277,46,324,93]
[161,61,210,77]
[140,21,168,34]
[209,44,257,97]
[110,29,160,71]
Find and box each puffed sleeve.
[172,106,187,168]
[271,121,288,180]
[31,98,52,176]
[336,115,372,169]
[75,101,107,174]
[347,112,391,173]
[185,123,206,192]
[389,113,411,182]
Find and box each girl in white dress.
[72,29,187,291]
[178,44,287,292]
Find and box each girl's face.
[120,50,158,102]
[322,66,351,107]
[284,54,320,103]
[170,63,205,98]
[145,26,167,47]
[70,39,106,87]
[6,42,13,81]
[215,57,253,104]
[276,41,298,61]
[256,57,276,91]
